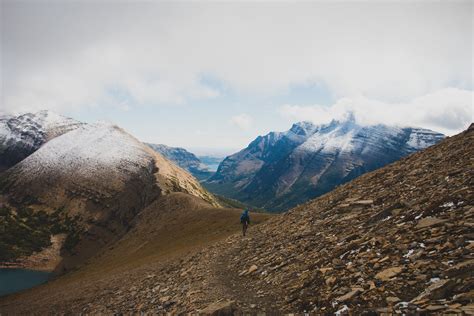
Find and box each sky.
[1,1,473,154]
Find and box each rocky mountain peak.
[212,123,473,314]
[0,113,218,272]
[206,117,445,211]
[289,121,318,136]
[289,112,358,139]
[0,110,83,171]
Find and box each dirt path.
[206,229,282,313]
[0,204,276,314]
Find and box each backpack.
[240,210,249,223]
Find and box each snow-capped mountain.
[146,143,213,180]
[0,111,218,270]
[3,121,216,205]
[205,115,445,211]
[0,110,83,171]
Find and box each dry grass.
[0,193,272,312]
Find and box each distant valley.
[1,1,470,314]
[0,110,471,314]
[146,143,219,181]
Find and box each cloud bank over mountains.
[1,1,472,139]
[280,88,473,136]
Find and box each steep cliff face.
[206,116,445,211]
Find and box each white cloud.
[279,88,473,136]
[1,1,472,113]
[230,114,253,131]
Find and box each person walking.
[240,209,250,236]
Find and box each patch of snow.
[406,128,444,149]
[429,277,441,283]
[395,301,410,309]
[0,120,22,145]
[441,202,454,208]
[298,125,357,153]
[289,121,319,137]
[335,305,349,315]
[0,110,82,149]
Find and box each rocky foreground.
[0,124,472,315]
[91,123,470,315]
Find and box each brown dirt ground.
[0,192,273,314]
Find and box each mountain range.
[146,143,214,180]
[1,115,471,314]
[206,114,445,211]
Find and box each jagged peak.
[289,121,318,136]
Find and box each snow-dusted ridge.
[280,115,445,154]
[0,110,83,145]
[1,110,218,206]
[19,122,155,183]
[0,110,84,171]
[207,116,445,211]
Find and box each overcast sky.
[1,1,472,152]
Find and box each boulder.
[412,279,455,302]
[375,267,403,281]
[248,265,258,274]
[200,300,235,315]
[444,259,474,277]
[416,217,447,229]
[336,288,362,302]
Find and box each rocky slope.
[206,115,445,211]
[1,125,470,314]
[146,143,213,180]
[90,123,471,314]
[0,115,218,272]
[0,193,272,314]
[0,110,83,171]
[211,125,473,314]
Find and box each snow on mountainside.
[2,121,217,207]
[0,110,83,171]
[205,115,445,211]
[0,115,218,271]
[13,122,155,186]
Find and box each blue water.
[0,269,51,297]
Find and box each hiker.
[240,209,250,236]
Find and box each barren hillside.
[0,119,217,272]
[0,124,471,314]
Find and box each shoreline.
[0,262,55,272]
[0,234,66,273]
